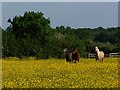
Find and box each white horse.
[95,46,104,62]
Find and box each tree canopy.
[2,11,120,59]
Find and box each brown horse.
[72,48,80,63]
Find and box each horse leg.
[102,58,103,62]
[96,58,97,61]
[74,60,76,63]
[96,57,98,61]
[99,59,103,62]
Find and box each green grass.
[2,57,118,88]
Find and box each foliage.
[2,58,118,88]
[2,11,119,59]
[3,11,51,59]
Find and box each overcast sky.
[2,2,118,29]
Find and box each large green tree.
[6,11,51,59]
[8,11,50,38]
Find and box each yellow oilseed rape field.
[1,57,119,88]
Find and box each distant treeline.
[1,11,120,59]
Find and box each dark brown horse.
[64,48,72,62]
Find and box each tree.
[6,11,51,59]
[94,31,116,43]
[8,11,50,38]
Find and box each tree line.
[1,11,120,59]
